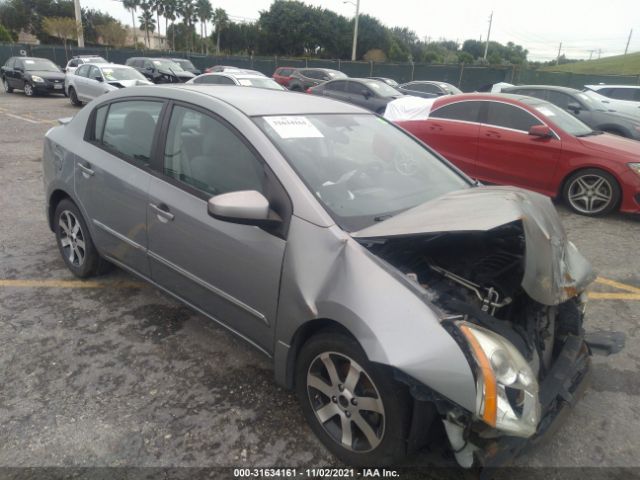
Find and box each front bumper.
[33,80,65,93]
[477,334,591,470]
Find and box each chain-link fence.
[2,43,639,92]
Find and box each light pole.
[344,0,360,61]
[73,0,84,48]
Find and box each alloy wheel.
[566,173,613,215]
[58,210,86,267]
[24,83,33,96]
[306,352,385,452]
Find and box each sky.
[84,0,640,61]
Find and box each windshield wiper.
[373,214,394,222]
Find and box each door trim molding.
[93,219,146,251]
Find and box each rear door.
[3,58,16,87]
[146,103,287,353]
[477,101,561,194]
[75,98,166,276]
[84,65,104,100]
[72,64,90,99]
[407,100,483,177]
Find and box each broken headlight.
[459,322,540,438]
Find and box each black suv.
[287,68,347,91]
[125,57,195,83]
[309,78,402,114]
[2,56,65,96]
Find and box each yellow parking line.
[0,279,145,289]
[595,276,640,294]
[589,292,640,300]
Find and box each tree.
[151,0,164,49]
[179,0,197,52]
[42,16,77,58]
[82,9,119,45]
[211,7,228,54]
[122,0,140,47]
[138,4,156,48]
[96,21,127,47]
[196,0,212,53]
[0,24,13,42]
[161,0,178,51]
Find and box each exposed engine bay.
[362,221,585,384]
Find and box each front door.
[476,101,561,194]
[74,98,165,276]
[147,103,286,353]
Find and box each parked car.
[503,85,640,140]
[585,84,640,102]
[64,55,108,74]
[1,56,65,96]
[186,72,284,90]
[66,63,153,106]
[397,80,462,98]
[287,68,347,92]
[125,57,195,83]
[368,76,399,88]
[393,93,640,216]
[43,85,598,470]
[204,65,265,76]
[272,66,299,87]
[169,58,201,75]
[308,78,402,114]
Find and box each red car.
[272,66,298,88]
[395,93,640,216]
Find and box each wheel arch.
[48,189,73,231]
[557,163,624,200]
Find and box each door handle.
[485,131,501,138]
[150,202,175,222]
[77,162,95,177]
[429,124,443,131]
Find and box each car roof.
[172,85,368,116]
[91,63,132,69]
[435,92,547,106]
[505,84,579,94]
[585,84,640,89]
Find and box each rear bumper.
[477,334,591,470]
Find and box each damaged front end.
[353,186,595,468]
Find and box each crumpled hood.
[107,79,153,88]
[352,186,596,305]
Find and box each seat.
[121,111,157,161]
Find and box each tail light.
[306,88,313,94]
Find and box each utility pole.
[73,0,84,48]
[556,41,562,65]
[598,48,602,59]
[345,0,360,61]
[588,49,596,60]
[483,11,493,60]
[625,29,633,55]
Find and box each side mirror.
[529,125,553,138]
[94,76,103,82]
[567,102,581,113]
[207,190,280,226]
[15,66,24,72]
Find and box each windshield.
[102,67,147,81]
[83,57,107,64]
[364,80,401,97]
[22,59,60,72]
[237,77,283,90]
[256,114,470,231]
[152,59,184,71]
[441,83,462,95]
[328,71,347,79]
[175,59,195,70]
[533,102,593,137]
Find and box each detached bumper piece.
[478,334,591,472]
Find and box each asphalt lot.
[0,90,639,477]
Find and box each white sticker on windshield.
[536,106,555,117]
[153,60,161,65]
[25,60,34,64]
[238,79,252,86]
[264,116,324,139]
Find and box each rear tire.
[54,198,106,278]
[2,77,13,93]
[562,168,620,216]
[295,331,411,467]
[69,87,82,106]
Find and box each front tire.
[23,82,34,97]
[54,199,104,278]
[2,77,13,93]
[295,332,411,467]
[69,87,81,106]
[562,168,620,216]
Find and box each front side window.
[485,102,542,132]
[363,80,400,97]
[88,66,101,80]
[4,58,15,68]
[163,105,264,196]
[194,75,222,84]
[406,82,439,94]
[430,101,483,123]
[324,80,346,92]
[75,65,90,77]
[546,91,578,110]
[345,82,369,95]
[256,114,469,231]
[101,100,163,166]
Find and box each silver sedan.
[65,63,153,106]
[42,85,597,469]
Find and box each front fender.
[274,216,477,413]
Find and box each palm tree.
[179,0,197,52]
[196,0,212,53]
[212,8,228,55]
[138,4,156,48]
[151,0,165,49]
[122,0,140,47]
[162,0,176,51]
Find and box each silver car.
[65,63,153,106]
[187,72,285,90]
[43,86,596,469]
